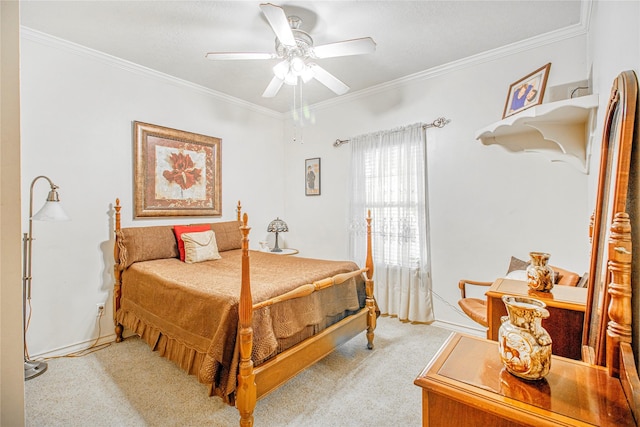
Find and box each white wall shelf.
[475,94,599,172]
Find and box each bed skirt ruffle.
[115,310,212,390]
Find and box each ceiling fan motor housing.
[275,16,314,60]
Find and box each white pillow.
[505,269,528,281]
[181,230,221,263]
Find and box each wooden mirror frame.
[582,70,638,365]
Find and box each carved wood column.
[237,213,256,426]
[606,212,633,377]
[113,198,123,342]
[365,210,376,349]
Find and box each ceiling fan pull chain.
[293,81,299,142]
[299,82,304,143]
[292,80,305,143]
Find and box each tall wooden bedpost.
[237,200,242,222]
[237,213,256,427]
[113,198,123,343]
[606,212,633,377]
[365,210,376,349]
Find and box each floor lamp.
[23,176,69,380]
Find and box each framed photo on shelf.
[305,157,321,196]
[133,121,221,217]
[503,63,551,118]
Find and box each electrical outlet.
[96,303,105,317]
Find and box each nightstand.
[269,248,298,255]
[485,278,586,360]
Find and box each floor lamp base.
[24,359,47,380]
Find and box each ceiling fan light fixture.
[284,72,298,86]
[273,60,290,80]
[289,57,306,75]
[301,66,314,83]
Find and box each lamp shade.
[32,201,70,221]
[273,60,290,80]
[267,218,288,233]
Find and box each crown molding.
[20,26,283,120]
[309,11,590,114]
[20,0,592,122]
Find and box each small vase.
[526,252,554,292]
[498,295,552,380]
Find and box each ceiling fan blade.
[260,3,296,47]
[308,64,349,95]
[262,76,285,98]
[206,52,276,60]
[313,37,376,59]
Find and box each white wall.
[283,34,592,331]
[587,0,640,194]
[19,31,286,357]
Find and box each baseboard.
[31,333,117,359]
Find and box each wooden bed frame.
[112,199,376,426]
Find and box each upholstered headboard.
[115,221,242,269]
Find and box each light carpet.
[25,316,452,427]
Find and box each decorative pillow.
[507,256,529,274]
[210,221,243,252]
[117,226,179,269]
[505,269,528,281]
[506,256,579,286]
[182,230,221,264]
[173,224,212,261]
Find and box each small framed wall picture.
[305,157,321,196]
[503,63,551,118]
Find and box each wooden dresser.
[414,333,634,426]
[486,278,587,360]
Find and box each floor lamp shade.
[32,200,70,221]
[23,176,70,380]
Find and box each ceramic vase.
[526,252,554,292]
[498,295,552,380]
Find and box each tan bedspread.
[116,249,364,402]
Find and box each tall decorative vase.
[526,251,554,292]
[498,295,552,380]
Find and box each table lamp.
[267,217,288,252]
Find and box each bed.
[112,199,376,426]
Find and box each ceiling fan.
[205,3,376,98]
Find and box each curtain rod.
[333,117,451,148]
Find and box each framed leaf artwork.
[133,121,221,217]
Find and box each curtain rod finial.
[334,138,349,148]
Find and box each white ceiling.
[20,1,584,114]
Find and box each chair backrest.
[620,342,640,422]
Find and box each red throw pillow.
[173,224,212,261]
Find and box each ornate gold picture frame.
[134,121,221,217]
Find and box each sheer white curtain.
[348,123,434,323]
